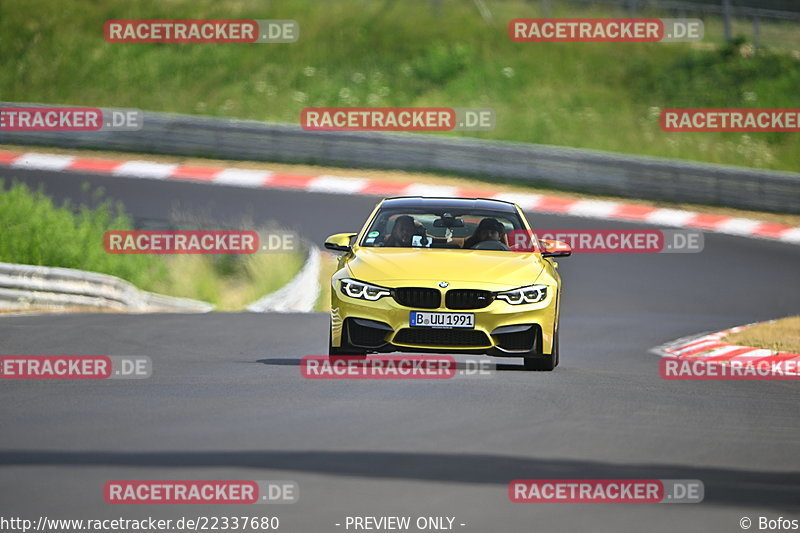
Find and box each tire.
[328,319,367,356]
[522,326,559,371]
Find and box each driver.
[463,218,505,249]
[381,215,416,247]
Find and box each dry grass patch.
[726,316,800,353]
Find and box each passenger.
[463,218,505,249]
[381,215,416,247]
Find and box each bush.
[0,180,167,288]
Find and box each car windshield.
[360,207,527,251]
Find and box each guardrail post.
[753,15,761,52]
[540,0,552,18]
[722,0,733,43]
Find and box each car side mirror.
[324,233,356,253]
[540,239,572,258]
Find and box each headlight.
[495,284,548,305]
[340,278,391,301]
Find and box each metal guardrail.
[1,103,798,214]
[567,0,800,21]
[565,0,800,45]
[0,262,213,313]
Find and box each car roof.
[380,196,518,213]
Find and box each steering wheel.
[471,240,510,251]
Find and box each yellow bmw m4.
[324,197,572,371]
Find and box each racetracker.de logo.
[300,355,495,379]
[0,356,151,379]
[104,481,298,504]
[660,109,800,132]
[509,479,704,503]
[660,358,800,380]
[104,231,261,254]
[302,356,456,379]
[507,229,703,254]
[300,107,495,131]
[104,20,298,43]
[509,19,703,43]
[0,107,142,132]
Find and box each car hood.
[347,247,544,288]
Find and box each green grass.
[0,181,303,309]
[153,251,304,311]
[0,0,798,171]
[0,181,167,288]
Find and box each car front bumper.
[331,283,559,356]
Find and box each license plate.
[410,311,474,329]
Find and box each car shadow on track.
[256,358,531,372]
[0,449,797,511]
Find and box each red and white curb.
[2,149,799,245]
[652,322,800,375]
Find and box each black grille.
[347,319,390,348]
[393,328,490,347]
[445,289,494,310]
[393,287,441,309]
[496,331,532,351]
[492,326,536,352]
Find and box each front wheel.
[522,327,559,371]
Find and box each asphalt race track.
[1,167,799,533]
